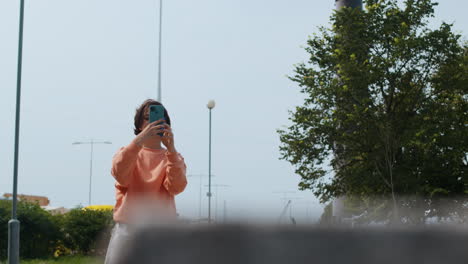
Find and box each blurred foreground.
[0,256,101,264]
[111,223,468,264]
[1,198,467,263]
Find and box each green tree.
[279,0,467,223]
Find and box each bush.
[0,201,113,260]
[0,200,11,260]
[18,202,62,259]
[0,200,61,259]
[62,208,113,256]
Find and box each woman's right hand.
[134,119,166,147]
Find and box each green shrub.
[0,200,11,260]
[17,202,62,259]
[62,208,113,256]
[0,200,61,259]
[0,202,113,260]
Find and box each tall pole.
[206,100,215,223]
[8,0,26,262]
[73,140,112,206]
[208,108,212,223]
[157,0,163,102]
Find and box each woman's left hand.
[161,124,176,153]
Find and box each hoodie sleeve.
[110,141,142,187]
[163,152,187,195]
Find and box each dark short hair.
[134,99,171,135]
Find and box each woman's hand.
[134,119,177,153]
[134,119,167,147]
[161,123,176,153]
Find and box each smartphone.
[149,105,166,136]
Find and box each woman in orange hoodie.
[105,99,187,264]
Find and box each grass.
[1,256,103,264]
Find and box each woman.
[105,99,187,263]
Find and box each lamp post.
[72,140,112,205]
[8,0,26,263]
[157,0,163,102]
[206,100,215,223]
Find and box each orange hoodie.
[110,141,187,223]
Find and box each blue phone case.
[149,105,166,136]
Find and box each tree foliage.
[279,0,467,219]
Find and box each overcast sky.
[1,0,467,223]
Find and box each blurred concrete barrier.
[114,224,468,264]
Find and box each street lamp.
[9,0,26,263]
[206,100,215,223]
[72,139,112,205]
[157,0,163,102]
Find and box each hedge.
[0,200,113,260]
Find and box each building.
[2,193,68,214]
[3,193,50,206]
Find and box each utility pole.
[8,0,26,262]
[157,0,163,102]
